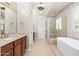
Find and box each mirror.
[0,2,17,35]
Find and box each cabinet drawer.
[14,39,21,46]
[1,42,13,53]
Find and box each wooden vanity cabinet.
[1,42,13,56]
[14,39,22,56]
[14,36,27,56]
[1,36,27,56]
[21,36,26,55]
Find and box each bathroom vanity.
[0,3,31,56]
[0,34,27,56]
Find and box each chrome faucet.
[0,33,9,39]
[4,33,9,38]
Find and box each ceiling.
[31,2,72,16]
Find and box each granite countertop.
[0,33,27,47]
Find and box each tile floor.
[24,39,63,56]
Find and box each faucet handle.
[5,33,9,38]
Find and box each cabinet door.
[2,49,13,56]
[1,42,13,56]
[21,38,26,55]
[14,43,21,56]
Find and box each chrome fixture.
[0,33,9,39]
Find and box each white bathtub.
[57,37,79,56]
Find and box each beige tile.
[49,44,63,56]
[24,39,63,56]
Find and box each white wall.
[33,7,56,39]
[17,2,33,50]
[46,16,56,39]
[46,16,51,39]
[50,17,56,35]
[37,15,46,39]
[56,3,79,39]
[33,8,48,40]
